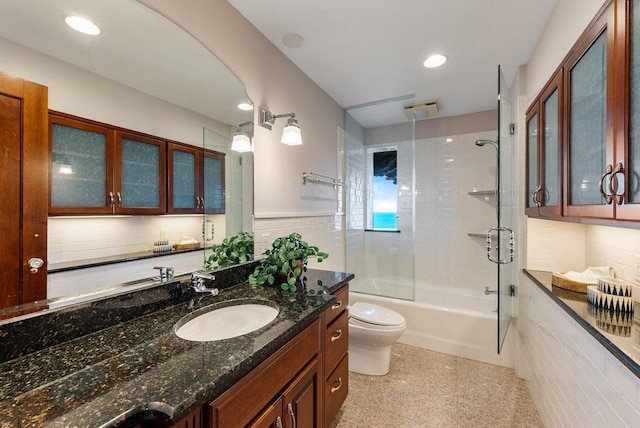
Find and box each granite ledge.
[523,269,640,379]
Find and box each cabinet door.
[564,5,615,218]
[525,103,541,215]
[1,72,48,311]
[203,150,225,214]
[115,131,166,214]
[539,70,563,217]
[168,143,202,214]
[282,357,321,428]
[249,397,284,428]
[616,0,640,220]
[49,114,115,215]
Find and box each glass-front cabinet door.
[564,4,615,219]
[115,132,166,215]
[540,71,562,216]
[49,114,115,215]
[616,0,640,220]
[168,143,202,214]
[525,105,540,215]
[525,70,562,218]
[203,150,226,214]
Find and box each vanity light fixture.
[258,107,303,146]
[423,54,447,68]
[65,16,101,35]
[231,121,253,153]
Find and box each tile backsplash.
[526,217,640,300]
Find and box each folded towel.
[553,266,614,284]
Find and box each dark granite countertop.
[0,268,353,427]
[523,269,640,379]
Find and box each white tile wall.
[48,251,203,299]
[47,215,225,297]
[520,276,640,427]
[254,214,345,274]
[525,218,640,301]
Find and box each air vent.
[404,101,438,121]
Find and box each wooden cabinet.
[168,143,225,215]
[49,112,166,215]
[209,319,321,428]
[206,285,350,428]
[525,0,640,225]
[526,70,563,217]
[322,285,349,426]
[564,2,615,219]
[0,72,48,311]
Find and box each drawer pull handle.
[331,300,343,310]
[330,329,343,341]
[275,416,283,428]
[287,403,297,428]
[331,377,342,393]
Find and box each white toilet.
[348,302,406,376]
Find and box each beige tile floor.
[333,343,543,428]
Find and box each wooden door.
[0,72,48,311]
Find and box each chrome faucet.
[191,271,219,295]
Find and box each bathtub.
[349,279,515,368]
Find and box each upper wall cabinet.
[50,113,166,215]
[525,0,640,225]
[526,69,563,217]
[563,3,615,219]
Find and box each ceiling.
[0,0,252,127]
[228,0,559,128]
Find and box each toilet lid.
[349,302,405,326]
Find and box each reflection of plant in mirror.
[204,231,254,270]
[248,233,329,292]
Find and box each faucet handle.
[154,266,174,282]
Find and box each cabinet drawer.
[326,285,348,325]
[324,354,349,426]
[324,310,348,378]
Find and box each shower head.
[475,139,499,150]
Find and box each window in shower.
[367,146,398,230]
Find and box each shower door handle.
[485,227,514,264]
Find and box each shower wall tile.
[520,276,640,426]
[414,130,497,294]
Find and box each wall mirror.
[0,0,254,315]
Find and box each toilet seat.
[349,302,405,327]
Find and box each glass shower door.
[497,65,514,353]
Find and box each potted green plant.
[248,232,329,291]
[204,231,254,270]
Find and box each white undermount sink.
[174,301,279,342]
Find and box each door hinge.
[510,284,516,297]
[509,123,515,135]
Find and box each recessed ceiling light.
[65,16,101,35]
[282,33,304,49]
[423,54,447,68]
[237,102,253,111]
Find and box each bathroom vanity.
[0,267,352,427]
